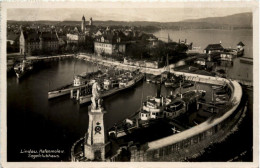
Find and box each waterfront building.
[94,32,126,56]
[236,41,245,56]
[204,43,224,54]
[237,41,245,50]
[19,28,59,55]
[220,52,236,61]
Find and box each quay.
[76,53,253,88]
[26,54,75,63]
[239,57,253,65]
[76,53,166,75]
[7,53,75,73]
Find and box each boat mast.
[73,59,76,79]
[180,80,182,98]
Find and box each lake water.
[7,29,253,162]
[154,29,253,82]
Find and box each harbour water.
[7,29,253,161]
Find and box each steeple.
[81,15,86,33]
[89,17,93,26]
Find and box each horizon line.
[7,12,252,23]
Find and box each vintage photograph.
[1,1,258,167]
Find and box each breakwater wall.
[130,73,243,161]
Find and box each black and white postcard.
[0,1,259,168]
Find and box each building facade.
[19,29,59,55]
[94,35,126,56]
[204,43,224,54]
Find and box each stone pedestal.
[84,107,106,161]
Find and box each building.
[81,15,86,33]
[236,41,245,56]
[220,52,236,61]
[66,16,95,45]
[7,33,19,53]
[94,32,126,56]
[237,41,245,50]
[19,28,59,55]
[89,17,93,26]
[204,43,224,54]
[66,33,85,44]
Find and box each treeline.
[126,40,188,64]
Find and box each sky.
[7,8,252,22]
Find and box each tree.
[65,44,72,53]
[84,36,94,53]
[72,45,78,53]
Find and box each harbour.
[5,8,254,164]
[7,54,253,161]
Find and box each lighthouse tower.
[81,15,86,33]
[84,81,106,161]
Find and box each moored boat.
[13,59,33,79]
[48,71,102,99]
[79,70,144,105]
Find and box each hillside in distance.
[184,12,252,28]
[8,12,252,30]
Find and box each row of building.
[193,41,245,69]
[12,16,157,56]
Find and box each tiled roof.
[95,31,125,43]
[204,44,224,50]
[23,31,58,42]
[41,32,59,41]
[237,41,245,46]
[7,33,19,41]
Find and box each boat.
[79,70,144,105]
[164,78,175,87]
[240,57,253,65]
[151,75,161,84]
[146,74,155,83]
[48,71,102,99]
[182,81,194,88]
[13,59,33,79]
[211,84,227,90]
[164,100,186,119]
[108,81,206,140]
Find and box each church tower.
[81,15,86,33]
[84,96,106,161]
[89,17,93,26]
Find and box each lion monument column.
[84,80,107,161]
